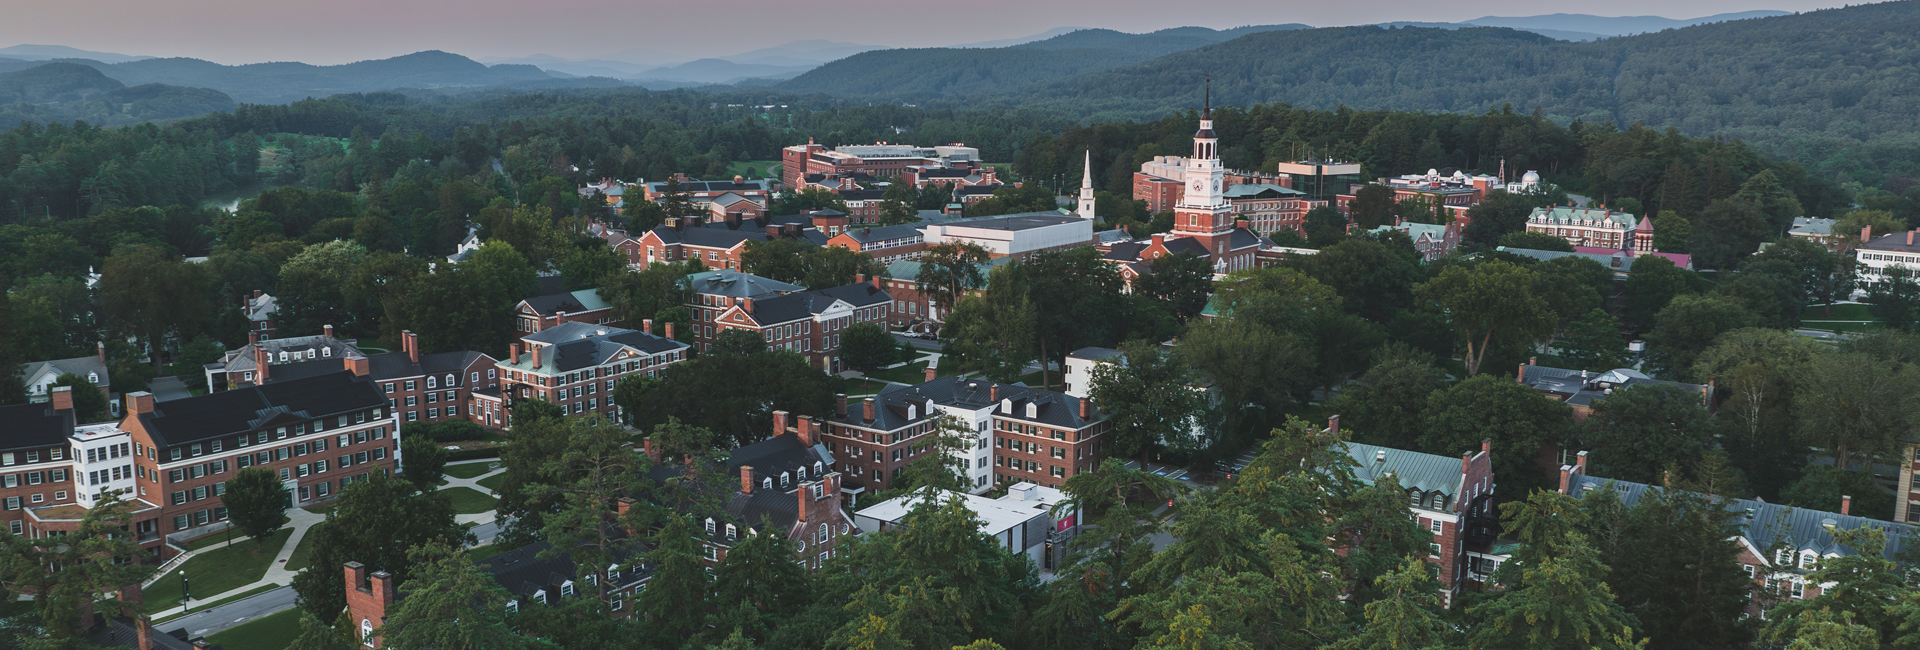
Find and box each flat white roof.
[856,483,1068,536]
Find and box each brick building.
[1133,155,1292,213]
[1220,183,1314,237]
[496,321,690,424]
[1344,428,1497,607]
[1562,453,1914,611]
[816,375,1111,494]
[705,279,895,371]
[514,288,617,334]
[243,290,277,340]
[826,223,927,264]
[1369,220,1464,262]
[0,372,399,558]
[626,217,825,272]
[344,413,854,639]
[217,331,500,429]
[1524,205,1650,251]
[204,326,365,392]
[641,176,771,220]
[1104,89,1262,278]
[781,140,980,190]
[686,270,805,351]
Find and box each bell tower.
[1173,78,1236,241]
[1076,150,1097,221]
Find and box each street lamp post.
[179,569,190,615]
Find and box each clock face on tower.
[1191,181,1204,191]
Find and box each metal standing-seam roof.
[1344,441,1465,507]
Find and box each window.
[1429,543,1442,558]
[705,518,716,535]
[1430,520,1443,534]
[817,524,829,544]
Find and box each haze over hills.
[0,44,153,64]
[775,24,1311,99]
[0,62,233,125]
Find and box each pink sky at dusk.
[0,0,1846,65]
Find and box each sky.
[0,0,1851,66]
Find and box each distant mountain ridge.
[775,24,1310,99]
[0,62,234,125]
[0,44,152,64]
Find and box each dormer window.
[1800,552,1817,570]
[531,591,545,605]
[726,524,737,541]
[705,518,716,535]
[762,478,772,490]
[278,351,288,362]
[445,374,455,386]
[427,377,437,389]
[323,347,332,358]
[306,349,315,360]
[1026,403,1037,418]
[814,462,823,476]
[87,372,98,383]
[1001,399,1012,414]
[1775,549,1792,566]
[560,580,574,597]
[781,472,791,488]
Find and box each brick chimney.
[1910,230,1916,247]
[249,330,261,345]
[530,345,542,369]
[862,398,875,423]
[1863,226,1873,243]
[836,393,848,418]
[97,341,106,364]
[641,438,660,462]
[616,498,634,518]
[741,465,755,494]
[1327,414,1340,436]
[405,331,420,364]
[990,384,999,402]
[510,343,522,365]
[49,385,73,413]
[324,324,334,340]
[346,357,369,377]
[1841,495,1852,516]
[925,365,937,383]
[254,346,270,384]
[345,563,396,649]
[665,322,675,340]
[872,275,882,289]
[1462,450,1474,478]
[798,416,817,447]
[1078,397,1089,420]
[642,319,653,335]
[1482,438,1491,455]
[772,410,790,438]
[253,289,263,301]
[744,298,754,313]
[126,391,154,416]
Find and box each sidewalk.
[148,506,325,621]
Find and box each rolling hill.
[0,62,234,125]
[775,24,1309,99]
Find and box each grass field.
[207,607,304,650]
[467,543,509,563]
[143,528,293,614]
[283,522,324,573]
[724,160,780,180]
[180,527,250,551]
[443,461,500,480]
[440,486,497,515]
[477,472,508,493]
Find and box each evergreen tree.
[1333,557,1457,650]
[1467,491,1643,650]
[636,515,713,644]
[377,542,533,650]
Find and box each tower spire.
[1202,74,1211,120]
[1077,149,1097,221]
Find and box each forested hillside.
[0,62,236,125]
[776,24,1308,99]
[776,2,1920,189]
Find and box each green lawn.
[476,472,508,493]
[442,462,500,480]
[1817,303,1876,320]
[180,527,251,551]
[467,543,509,563]
[724,160,780,180]
[440,486,497,515]
[143,528,293,614]
[207,607,304,650]
[283,522,324,573]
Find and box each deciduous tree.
[1413,261,1555,376]
[224,467,291,550]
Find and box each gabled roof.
[518,289,612,317]
[510,322,689,374]
[22,355,110,389]
[134,371,387,447]
[861,376,1105,430]
[689,270,804,299]
[1567,473,1916,562]
[1790,217,1837,237]
[642,432,834,542]
[835,224,923,244]
[1527,205,1636,228]
[0,401,73,453]
[367,350,493,383]
[1519,364,1706,408]
[214,335,365,373]
[736,281,894,326]
[1223,183,1304,199]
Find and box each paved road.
[893,333,943,351]
[161,585,295,639]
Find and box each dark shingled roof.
[744,282,894,326]
[833,376,1104,430]
[0,402,72,453]
[642,432,832,542]
[368,350,490,383]
[520,292,593,317]
[649,225,823,249]
[1520,365,1706,408]
[134,371,387,447]
[1567,473,1915,563]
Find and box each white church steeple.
[1077,149,1097,221]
